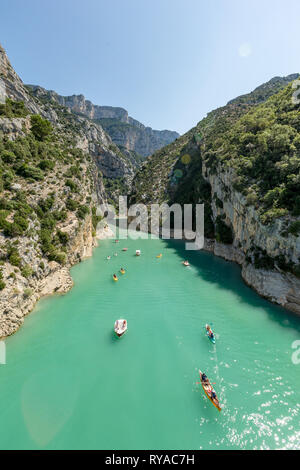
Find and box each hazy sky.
[1,0,299,134]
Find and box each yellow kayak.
[199,370,221,412]
[120,269,126,274]
[156,254,162,258]
[113,275,118,282]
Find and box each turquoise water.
[0,232,300,450]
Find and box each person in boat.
[113,274,118,280]
[202,373,208,383]
[211,391,217,400]
[206,325,214,338]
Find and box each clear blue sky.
[1,0,299,134]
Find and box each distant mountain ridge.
[227,74,299,105]
[26,85,180,157]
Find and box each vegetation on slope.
[130,75,300,273]
[0,99,98,290]
[203,84,300,224]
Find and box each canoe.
[114,319,127,338]
[199,370,221,412]
[205,324,215,344]
[122,248,128,252]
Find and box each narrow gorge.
[1,41,300,342]
[0,44,178,338]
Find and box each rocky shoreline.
[0,222,114,340]
[203,239,300,316]
[1,222,299,341]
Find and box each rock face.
[0,214,95,338]
[202,164,300,314]
[26,85,180,157]
[100,120,180,158]
[0,44,132,338]
[0,44,40,114]
[130,73,300,316]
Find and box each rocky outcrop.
[242,264,300,314]
[0,214,97,339]
[100,121,180,158]
[0,115,31,139]
[0,44,40,114]
[26,85,180,157]
[204,238,300,315]
[69,114,135,184]
[0,44,119,338]
[130,73,300,316]
[202,164,300,315]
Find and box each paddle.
[196,382,216,385]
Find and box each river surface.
[0,232,300,450]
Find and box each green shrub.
[0,98,29,118]
[52,252,66,265]
[14,215,29,232]
[21,264,34,279]
[30,115,53,141]
[0,280,5,290]
[38,195,55,213]
[260,208,289,225]
[66,198,78,211]
[65,179,78,192]
[77,205,89,220]
[92,207,103,230]
[16,163,44,181]
[56,229,69,245]
[23,288,33,298]
[8,248,22,267]
[38,160,55,171]
[1,150,16,163]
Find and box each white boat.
[135,250,141,256]
[114,319,127,338]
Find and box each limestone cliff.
[26,85,180,157]
[0,44,127,338]
[130,74,300,315]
